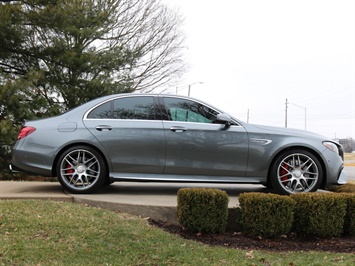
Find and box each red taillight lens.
[17,126,36,140]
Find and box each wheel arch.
[51,142,110,179]
[266,145,327,188]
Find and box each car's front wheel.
[270,150,323,195]
[56,146,107,194]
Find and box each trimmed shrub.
[339,193,355,235]
[238,192,295,238]
[291,193,347,237]
[177,188,229,233]
[326,184,355,193]
[234,207,243,231]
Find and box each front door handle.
[96,125,112,131]
[170,126,187,133]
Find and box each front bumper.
[337,169,347,185]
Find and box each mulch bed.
[149,219,355,253]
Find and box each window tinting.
[113,97,155,120]
[164,98,218,123]
[87,101,112,119]
[87,96,155,120]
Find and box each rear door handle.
[170,126,187,133]
[95,125,112,131]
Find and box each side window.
[87,96,155,120]
[87,101,112,119]
[113,97,155,120]
[164,98,218,123]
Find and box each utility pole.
[285,99,307,130]
[187,82,203,96]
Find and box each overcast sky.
[162,0,355,140]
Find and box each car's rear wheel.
[270,150,323,195]
[56,146,107,194]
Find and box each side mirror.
[215,113,232,126]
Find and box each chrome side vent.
[250,138,272,145]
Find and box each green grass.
[1,200,355,265]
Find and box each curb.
[72,196,179,224]
[71,195,240,231]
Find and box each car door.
[160,96,249,177]
[83,95,165,174]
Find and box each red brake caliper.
[66,164,74,178]
[280,163,289,185]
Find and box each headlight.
[323,141,339,154]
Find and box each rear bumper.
[10,146,54,177]
[9,164,19,173]
[9,158,53,177]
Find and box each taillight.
[17,126,36,140]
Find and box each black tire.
[270,149,323,195]
[103,178,114,186]
[56,146,107,194]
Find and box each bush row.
[177,187,355,238]
[326,183,355,193]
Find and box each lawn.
[1,200,355,265]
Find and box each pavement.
[0,181,269,227]
[0,163,354,228]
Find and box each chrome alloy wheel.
[59,149,101,191]
[276,153,320,193]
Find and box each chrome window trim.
[83,94,242,127]
[162,120,243,128]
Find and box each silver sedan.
[10,93,347,194]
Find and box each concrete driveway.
[0,181,269,227]
[74,182,269,207]
[0,164,353,226]
[71,182,271,226]
[344,165,355,180]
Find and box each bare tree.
[108,0,186,91]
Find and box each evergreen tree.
[0,0,185,176]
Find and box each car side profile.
[10,93,347,194]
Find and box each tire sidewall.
[270,149,323,195]
[56,145,107,194]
